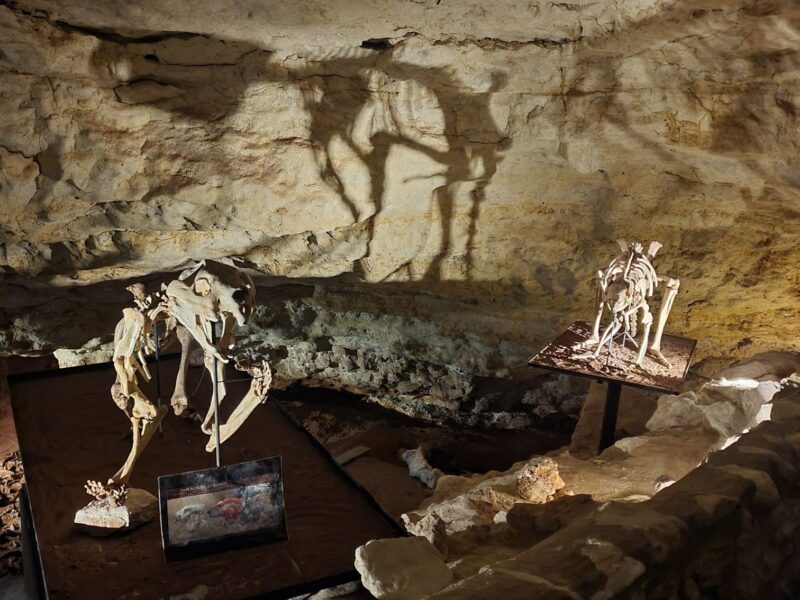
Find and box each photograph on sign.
[159,455,287,560]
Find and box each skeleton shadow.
[88,35,509,283]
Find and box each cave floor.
[277,387,571,518]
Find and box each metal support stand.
[598,380,622,453]
[210,322,222,468]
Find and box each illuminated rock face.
[386,353,800,598]
[1,0,799,413]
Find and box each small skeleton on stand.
[578,240,680,369]
[79,260,272,517]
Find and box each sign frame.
[158,455,288,561]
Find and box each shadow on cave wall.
[88,32,510,283]
[19,0,800,287]
[39,0,800,349]
[550,0,800,273]
[78,0,800,282]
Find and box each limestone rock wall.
[424,382,800,599]
[354,353,800,598]
[1,0,799,414]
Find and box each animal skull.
[165,260,256,361]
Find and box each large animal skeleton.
[85,260,272,500]
[580,240,680,368]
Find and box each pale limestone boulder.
[646,353,796,448]
[515,457,564,503]
[644,391,705,431]
[402,512,449,558]
[355,537,452,600]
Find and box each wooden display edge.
[528,321,697,396]
[10,359,407,600]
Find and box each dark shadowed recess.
[274,384,570,476]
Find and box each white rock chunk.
[355,537,452,600]
[400,447,443,488]
[74,488,158,536]
[646,352,795,448]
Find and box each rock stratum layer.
[1,0,799,416]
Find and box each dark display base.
[529,320,696,394]
[10,358,402,600]
[530,320,697,453]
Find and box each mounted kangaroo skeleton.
[84,260,272,501]
[579,240,680,369]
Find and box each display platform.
[529,320,696,394]
[530,320,696,453]
[10,357,403,600]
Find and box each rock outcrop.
[428,385,800,598]
[361,353,800,597]
[354,537,453,599]
[2,0,800,417]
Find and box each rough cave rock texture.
[358,353,800,598]
[1,0,800,416]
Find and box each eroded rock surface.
[0,452,23,578]
[516,457,564,503]
[1,0,800,418]
[371,353,800,597]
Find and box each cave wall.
[1,0,799,415]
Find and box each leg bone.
[109,406,168,486]
[201,352,227,435]
[594,316,621,357]
[648,276,680,366]
[635,308,653,366]
[170,325,196,417]
[206,361,272,452]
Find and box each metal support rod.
[598,381,622,454]
[210,322,222,468]
[152,320,162,434]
